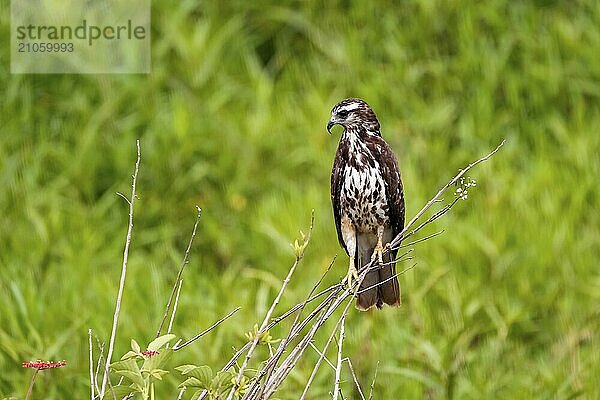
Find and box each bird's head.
[327,98,380,135]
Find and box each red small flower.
[22,360,67,370]
[141,350,159,357]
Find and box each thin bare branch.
[398,230,444,248]
[94,339,105,396]
[267,293,353,396]
[357,263,417,295]
[25,369,39,400]
[270,284,341,326]
[243,253,407,398]
[298,298,353,400]
[309,342,336,370]
[249,251,379,399]
[173,307,241,351]
[89,329,95,400]
[115,192,130,205]
[167,278,184,341]
[212,286,339,398]
[389,139,505,249]
[368,362,379,400]
[99,139,141,399]
[229,259,299,396]
[345,358,366,400]
[157,206,202,338]
[332,313,346,400]
[399,198,458,243]
[221,342,252,372]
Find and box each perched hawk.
[328,98,405,311]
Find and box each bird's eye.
[338,110,349,119]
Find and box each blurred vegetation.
[1,0,600,398]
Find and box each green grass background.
[1,0,599,398]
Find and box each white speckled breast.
[340,135,390,232]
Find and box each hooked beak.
[327,120,336,134]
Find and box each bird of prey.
[328,98,405,311]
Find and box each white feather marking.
[339,102,361,113]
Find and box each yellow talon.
[371,241,384,264]
[344,258,359,289]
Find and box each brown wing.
[331,140,349,255]
[365,136,405,239]
[362,136,404,309]
[380,141,405,239]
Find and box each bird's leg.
[345,256,359,288]
[371,226,385,264]
[341,215,358,289]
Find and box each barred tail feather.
[356,246,400,311]
[378,250,401,308]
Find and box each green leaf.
[175,364,199,374]
[111,358,141,374]
[179,377,203,388]
[176,364,213,385]
[109,385,139,398]
[190,389,205,400]
[114,370,146,390]
[142,348,172,372]
[148,369,169,380]
[147,334,176,351]
[212,371,235,390]
[131,338,141,353]
[121,350,140,360]
[193,365,213,387]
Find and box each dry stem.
[226,211,315,400]
[389,139,505,249]
[332,313,346,400]
[167,278,184,340]
[345,358,367,400]
[24,369,38,400]
[157,206,202,338]
[368,361,379,400]
[172,307,241,351]
[99,140,141,399]
[89,328,95,400]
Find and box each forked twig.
[298,297,353,400]
[398,230,444,248]
[157,206,202,338]
[94,339,105,396]
[227,211,315,400]
[307,344,366,399]
[167,278,184,339]
[352,140,506,291]
[309,342,336,369]
[270,284,341,326]
[250,255,338,397]
[389,139,505,249]
[172,307,241,351]
[345,358,367,400]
